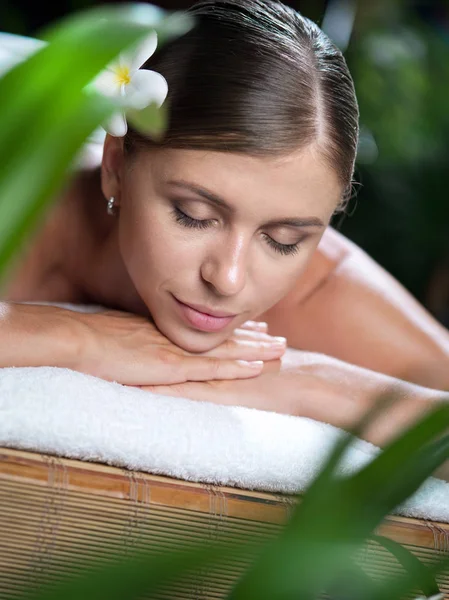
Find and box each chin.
[156,320,228,354]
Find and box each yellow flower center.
[114,65,131,86]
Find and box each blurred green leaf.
[368,549,449,600]
[127,100,169,140]
[229,398,449,599]
[18,527,264,600]
[369,534,440,597]
[11,396,449,600]
[0,5,193,287]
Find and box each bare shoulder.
[3,165,101,302]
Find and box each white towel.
[1,303,449,523]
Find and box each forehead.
[134,146,342,219]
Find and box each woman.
[2,0,449,452]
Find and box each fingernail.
[272,336,287,345]
[237,360,264,368]
[256,322,268,330]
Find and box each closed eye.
[173,206,301,256]
[263,234,301,256]
[172,206,214,230]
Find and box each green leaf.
[325,560,380,600]
[18,529,261,600]
[288,391,403,528]
[127,100,169,140]
[369,534,441,598]
[229,399,449,599]
[342,404,449,535]
[369,551,449,600]
[0,4,193,286]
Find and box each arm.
[141,348,449,480]
[0,302,77,368]
[0,301,284,382]
[260,227,449,391]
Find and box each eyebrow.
[166,179,325,228]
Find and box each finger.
[240,320,268,332]
[177,356,264,382]
[202,337,286,362]
[231,328,286,344]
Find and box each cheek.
[251,244,318,310]
[118,201,200,289]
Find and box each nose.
[200,233,248,297]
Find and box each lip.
[177,298,236,318]
[172,295,237,332]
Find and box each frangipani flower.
[92,31,168,137]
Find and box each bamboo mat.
[1,447,449,599]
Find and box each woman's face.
[103,139,342,352]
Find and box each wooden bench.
[1,447,448,599]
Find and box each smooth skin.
[3,136,449,457]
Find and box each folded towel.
[1,303,449,524]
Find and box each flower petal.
[103,111,128,137]
[125,69,168,110]
[92,68,122,98]
[126,30,158,72]
[86,127,107,146]
[0,32,46,77]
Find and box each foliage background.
[2,0,449,326]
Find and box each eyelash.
[262,235,300,256]
[173,207,301,256]
[173,206,214,230]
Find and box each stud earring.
[107,196,117,216]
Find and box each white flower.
[0,30,168,138]
[92,31,168,137]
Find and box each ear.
[100,134,125,205]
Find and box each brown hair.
[124,0,359,209]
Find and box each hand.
[72,308,286,385]
[137,349,356,416]
[138,348,438,448]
